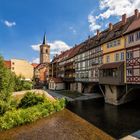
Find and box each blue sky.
[0,0,139,63]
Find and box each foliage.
[0,97,66,130]
[18,92,45,108]
[0,56,15,101]
[14,75,33,91]
[0,99,18,116]
[0,55,66,130]
[0,101,11,115]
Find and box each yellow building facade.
[101,37,127,83]
[102,37,126,64]
[11,59,34,81]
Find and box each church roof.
[42,33,47,45]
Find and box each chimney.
[97,29,100,37]
[135,9,139,18]
[109,23,113,30]
[122,14,127,24]
[88,35,91,43]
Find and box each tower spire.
[42,32,47,45]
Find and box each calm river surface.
[67,98,140,139]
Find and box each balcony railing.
[75,77,99,82]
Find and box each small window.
[115,53,119,61]
[120,52,124,61]
[107,43,110,48]
[117,39,121,45]
[136,31,140,41]
[110,42,113,48]
[127,69,133,76]
[114,40,117,46]
[106,55,110,63]
[46,49,48,53]
[126,51,133,59]
[128,34,134,43]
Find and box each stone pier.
[104,84,140,105]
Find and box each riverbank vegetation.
[0,92,66,130]
[0,56,66,130]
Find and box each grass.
[56,90,83,99]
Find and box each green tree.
[14,75,33,91]
[0,56,15,101]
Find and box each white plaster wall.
[77,82,82,93]
[56,83,65,90]
[70,83,76,91]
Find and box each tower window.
[46,49,48,53]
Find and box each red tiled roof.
[124,18,140,34]
[67,45,82,59]
[78,15,136,54]
[32,63,39,68]
[51,12,138,62]
[4,60,11,69]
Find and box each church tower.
[40,33,50,64]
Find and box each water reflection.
[67,98,140,139]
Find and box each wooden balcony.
[75,77,99,82]
[99,62,124,85]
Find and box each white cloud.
[31,44,41,51]
[32,58,39,63]
[98,0,140,19]
[49,40,71,54]
[69,26,77,34]
[88,13,101,33]
[88,0,140,33]
[31,40,71,55]
[3,20,16,27]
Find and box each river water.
[67,98,140,139]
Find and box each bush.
[18,92,45,108]
[0,56,15,101]
[0,101,11,115]
[14,76,33,91]
[0,107,42,130]
[22,81,32,90]
[0,99,18,116]
[0,98,66,130]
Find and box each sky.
[0,0,140,63]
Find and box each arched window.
[46,49,48,53]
